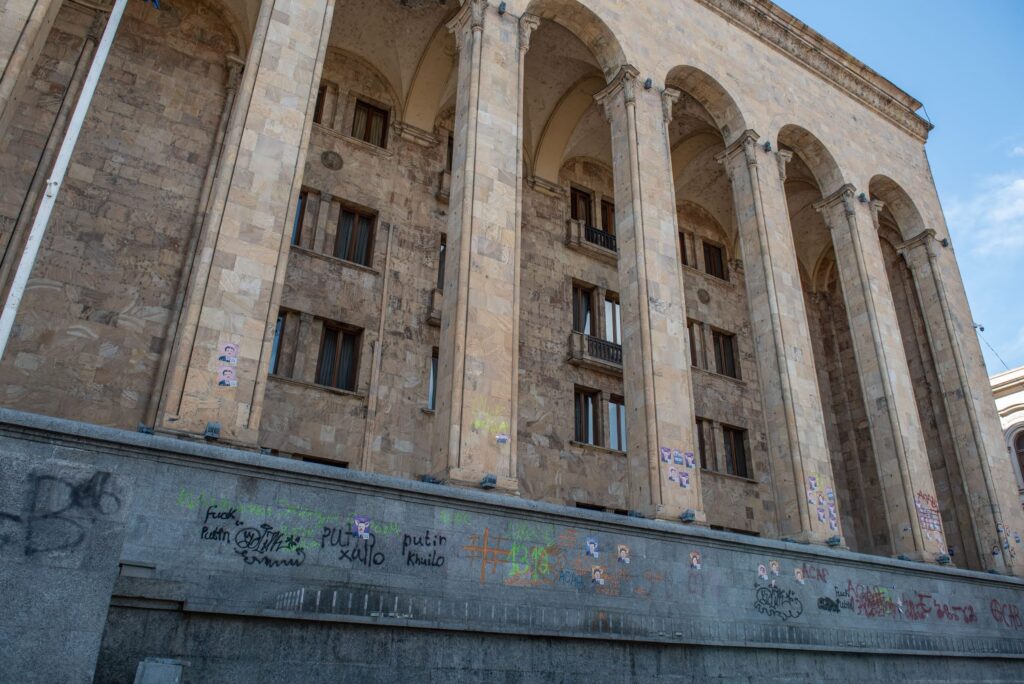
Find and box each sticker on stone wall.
[585,538,599,558]
[617,544,630,564]
[217,366,237,387]
[794,567,806,585]
[769,560,780,577]
[689,550,702,570]
[217,342,239,365]
[679,471,690,488]
[591,566,605,585]
[668,466,680,483]
[757,563,768,582]
[352,515,371,540]
[914,490,942,535]
[825,487,835,502]
[816,507,826,524]
[684,451,695,468]
[807,475,818,491]
[672,449,684,465]
[1015,532,1021,544]
[495,433,509,445]
[660,447,672,463]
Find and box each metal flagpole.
[0,0,130,361]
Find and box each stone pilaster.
[158,0,336,443]
[595,69,703,522]
[816,185,946,561]
[898,228,1024,575]
[717,130,841,544]
[432,1,532,492]
[0,0,62,139]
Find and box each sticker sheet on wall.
[591,565,606,585]
[216,341,240,387]
[585,537,599,558]
[689,550,702,570]
[352,515,371,540]
[617,544,630,564]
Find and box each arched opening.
[664,67,768,536]
[778,125,888,556]
[0,0,252,428]
[1015,430,1024,491]
[516,5,629,509]
[870,175,977,568]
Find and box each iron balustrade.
[586,334,622,365]
[584,225,617,252]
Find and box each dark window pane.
[336,210,354,260]
[574,388,598,445]
[679,232,689,266]
[688,321,698,367]
[338,332,358,391]
[269,315,284,375]
[446,135,454,172]
[601,200,615,235]
[316,328,338,387]
[609,397,626,451]
[354,215,373,265]
[353,100,388,148]
[292,191,307,246]
[696,418,708,469]
[570,187,593,226]
[437,237,447,291]
[572,285,592,335]
[724,427,748,479]
[703,242,726,280]
[713,331,738,378]
[334,208,374,267]
[313,85,327,124]
[428,350,438,410]
[604,297,621,344]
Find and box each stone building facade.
[1,0,1022,577]
[993,366,1024,511]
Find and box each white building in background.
[993,366,1024,509]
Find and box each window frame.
[712,328,739,379]
[334,204,377,267]
[352,99,389,148]
[572,283,595,336]
[427,347,439,411]
[603,293,622,345]
[608,394,627,452]
[696,417,710,470]
[570,186,594,227]
[722,425,749,479]
[269,314,285,375]
[436,234,447,291]
[573,386,601,446]
[600,199,616,236]
[315,324,361,392]
[312,84,328,125]
[702,240,727,280]
[292,190,309,246]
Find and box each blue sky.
[774,0,1024,374]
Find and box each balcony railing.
[568,331,622,375]
[565,219,617,264]
[584,224,617,252]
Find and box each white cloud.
[1012,146,1024,157]
[945,173,1024,256]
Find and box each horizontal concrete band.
[2,407,1024,673]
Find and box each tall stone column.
[594,69,703,522]
[718,131,842,544]
[898,228,1024,574]
[816,185,946,561]
[432,2,536,492]
[158,0,336,443]
[0,0,62,138]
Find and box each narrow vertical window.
[312,84,327,125]
[574,387,599,445]
[335,207,376,267]
[679,232,689,266]
[352,100,389,148]
[269,314,284,375]
[600,200,616,235]
[427,348,439,410]
[695,417,708,469]
[437,235,447,291]
[703,241,726,280]
[316,326,360,392]
[570,187,593,226]
[603,295,621,345]
[688,320,698,367]
[723,426,749,478]
[445,135,454,172]
[713,330,738,378]
[1015,432,1024,488]
[572,284,593,335]
[292,190,308,246]
[608,395,627,451]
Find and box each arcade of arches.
[0,0,1021,576]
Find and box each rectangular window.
[335,207,375,266]
[572,284,593,335]
[316,326,360,392]
[574,387,599,445]
[696,417,710,469]
[603,295,621,345]
[292,190,308,246]
[427,348,439,410]
[269,314,285,375]
[570,187,593,226]
[723,425,749,479]
[312,84,327,125]
[687,320,698,368]
[352,99,389,148]
[445,135,454,172]
[680,232,691,267]
[703,241,726,280]
[436,235,447,291]
[713,330,738,378]
[600,200,615,235]
[608,395,627,451]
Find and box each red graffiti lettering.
[991,599,1024,630]
[800,562,829,583]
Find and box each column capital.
[715,129,761,171]
[868,198,886,226]
[594,64,641,118]
[661,87,681,124]
[814,183,858,229]
[896,228,939,262]
[225,55,245,93]
[448,0,488,47]
[776,149,793,182]
[519,13,541,52]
